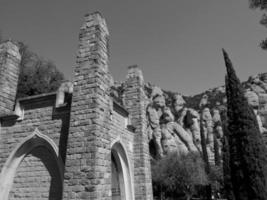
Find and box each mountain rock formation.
[112,71,267,161]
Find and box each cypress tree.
[223,49,267,200]
[221,109,235,200]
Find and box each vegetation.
[209,164,224,198]
[223,49,267,200]
[17,42,64,98]
[222,121,236,200]
[152,152,208,200]
[0,32,64,98]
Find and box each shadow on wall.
[0,129,64,200]
[53,93,72,165]
[9,146,63,200]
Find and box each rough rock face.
[184,72,267,131]
[114,82,221,163]
[246,73,267,109]
[146,87,200,158]
[245,74,267,130]
[112,72,267,163]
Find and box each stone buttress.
[0,41,21,115]
[124,65,153,200]
[63,12,113,199]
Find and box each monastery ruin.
[0,11,267,200]
[0,12,153,200]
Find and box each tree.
[208,164,224,198]
[249,0,267,49]
[152,152,208,200]
[221,110,236,200]
[17,42,65,98]
[223,49,267,200]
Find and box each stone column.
[0,41,21,115]
[123,65,153,200]
[63,12,112,199]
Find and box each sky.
[0,0,266,95]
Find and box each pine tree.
[223,49,267,200]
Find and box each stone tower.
[63,12,113,199]
[0,12,153,200]
[124,65,153,200]
[0,41,21,114]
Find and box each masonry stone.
[124,65,153,200]
[0,12,153,200]
[0,41,21,114]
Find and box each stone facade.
[0,12,153,200]
[0,41,21,115]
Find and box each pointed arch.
[111,141,134,200]
[0,128,64,200]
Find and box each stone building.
[0,12,153,200]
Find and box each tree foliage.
[221,110,236,200]
[223,49,267,200]
[17,42,64,98]
[249,0,267,49]
[152,152,208,200]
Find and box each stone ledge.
[0,111,19,121]
[17,92,57,104]
[113,100,128,117]
[127,125,136,132]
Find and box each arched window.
[0,128,64,200]
[111,142,134,200]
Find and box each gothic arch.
[0,128,64,200]
[111,141,134,200]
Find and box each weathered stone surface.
[201,107,215,163]
[124,65,153,200]
[146,86,165,158]
[0,93,68,200]
[161,110,198,156]
[146,90,202,158]
[245,90,260,108]
[0,12,153,200]
[9,146,62,200]
[245,90,267,133]
[1,10,267,200]
[0,41,21,114]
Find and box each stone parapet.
[77,11,109,71]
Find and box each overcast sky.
[0,0,266,95]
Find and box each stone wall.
[63,11,114,199]
[1,9,266,200]
[124,65,153,200]
[0,12,153,200]
[0,41,21,114]
[9,146,62,200]
[0,92,69,199]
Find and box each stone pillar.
[63,12,112,199]
[0,41,21,115]
[124,65,153,200]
